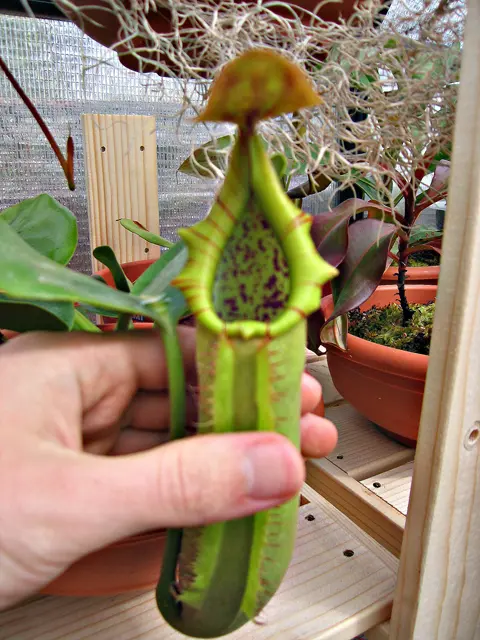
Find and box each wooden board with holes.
[324,403,414,480]
[82,114,161,271]
[0,485,397,640]
[361,462,414,516]
[306,402,415,558]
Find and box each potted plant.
[308,159,449,445]
[0,52,334,620]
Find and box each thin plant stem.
[397,185,415,325]
[0,55,75,190]
[154,317,187,625]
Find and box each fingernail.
[243,441,303,500]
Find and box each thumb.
[57,432,305,557]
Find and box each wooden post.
[390,0,480,637]
[82,114,160,272]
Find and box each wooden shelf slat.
[361,463,414,516]
[325,404,414,481]
[0,485,397,640]
[307,459,406,558]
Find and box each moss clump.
[348,301,435,355]
[392,250,440,267]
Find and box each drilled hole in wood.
[465,423,480,450]
[100,145,106,152]
[343,549,354,557]
[305,514,315,521]
[336,454,344,459]
[140,145,145,151]
[144,247,149,253]
[373,482,381,488]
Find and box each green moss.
[392,250,440,267]
[348,301,435,355]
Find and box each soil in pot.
[348,300,435,355]
[391,250,440,268]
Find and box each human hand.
[0,328,337,609]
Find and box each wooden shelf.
[324,404,414,481]
[0,485,397,640]
[305,392,415,558]
[361,463,414,517]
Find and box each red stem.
[0,55,75,191]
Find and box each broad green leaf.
[0,194,77,265]
[408,224,443,248]
[118,219,174,248]
[354,176,381,202]
[178,135,235,178]
[93,245,130,292]
[133,240,190,322]
[132,240,188,296]
[326,218,397,321]
[0,295,74,332]
[0,220,151,319]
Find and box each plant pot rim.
[322,284,436,379]
[382,265,440,280]
[95,258,156,275]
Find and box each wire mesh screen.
[0,14,221,273]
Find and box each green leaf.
[408,224,443,248]
[0,295,74,332]
[270,153,288,181]
[0,194,77,265]
[354,177,381,201]
[93,245,130,293]
[132,240,188,296]
[133,240,190,322]
[118,219,174,248]
[0,220,150,319]
[178,134,235,179]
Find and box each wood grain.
[82,114,160,272]
[307,458,406,558]
[390,1,480,636]
[325,403,414,480]
[0,486,397,640]
[362,463,414,516]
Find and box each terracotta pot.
[323,285,436,446]
[381,265,440,286]
[41,529,167,596]
[58,0,370,76]
[40,320,165,596]
[96,259,155,324]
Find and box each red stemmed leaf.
[327,218,397,323]
[310,199,397,268]
[415,160,450,215]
